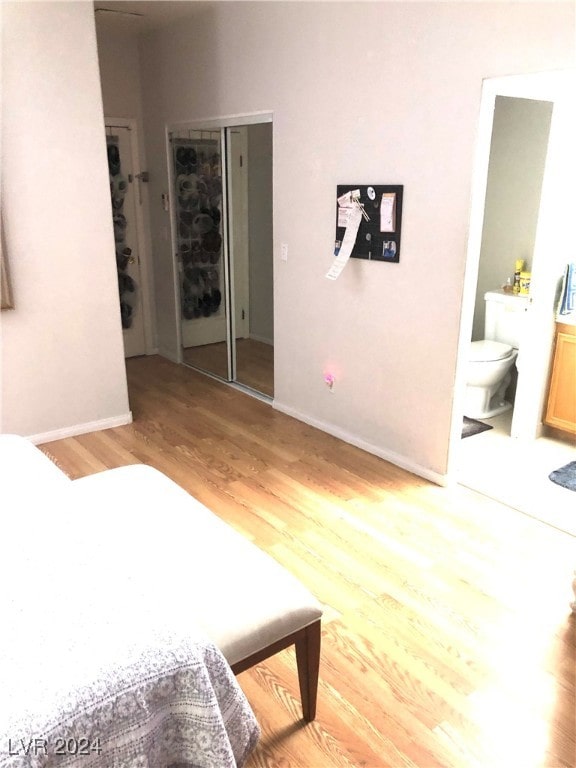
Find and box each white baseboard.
[273,400,448,487]
[28,412,133,446]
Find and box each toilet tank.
[484,290,529,347]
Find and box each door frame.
[106,117,156,356]
[447,69,576,482]
[165,111,273,383]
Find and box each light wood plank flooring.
[40,355,575,768]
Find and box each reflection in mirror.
[1,215,14,310]
[229,123,274,398]
[172,130,229,379]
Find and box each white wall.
[472,96,554,340]
[0,2,131,441]
[96,17,146,122]
[139,1,574,480]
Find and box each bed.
[0,435,323,767]
[0,437,260,767]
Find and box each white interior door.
[106,125,146,358]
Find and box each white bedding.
[0,458,259,768]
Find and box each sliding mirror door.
[171,130,229,379]
[228,123,274,397]
[169,119,273,398]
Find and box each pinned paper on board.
[326,201,363,281]
[331,185,403,270]
[380,192,396,232]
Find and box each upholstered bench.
[1,436,323,722]
[72,464,323,720]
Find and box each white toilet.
[464,290,529,419]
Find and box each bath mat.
[548,461,576,491]
[462,416,493,439]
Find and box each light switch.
[281,243,288,262]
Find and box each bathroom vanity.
[545,321,576,434]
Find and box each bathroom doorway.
[167,115,274,399]
[450,69,576,534]
[467,95,553,429]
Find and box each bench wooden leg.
[295,620,321,722]
[231,619,322,722]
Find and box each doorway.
[450,70,576,534]
[167,116,274,399]
[469,95,554,427]
[105,119,154,358]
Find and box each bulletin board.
[335,184,403,263]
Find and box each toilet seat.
[469,339,514,362]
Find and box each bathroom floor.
[458,411,576,537]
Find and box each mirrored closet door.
[169,118,274,399]
[228,122,274,397]
[170,129,229,380]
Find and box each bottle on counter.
[519,271,531,295]
[513,259,525,293]
[502,277,514,293]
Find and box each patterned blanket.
[0,483,259,767]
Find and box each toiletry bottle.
[519,271,531,295]
[513,259,524,293]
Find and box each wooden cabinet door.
[545,324,576,434]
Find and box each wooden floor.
[183,337,274,397]
[41,355,575,768]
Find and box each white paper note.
[380,193,396,232]
[326,205,362,281]
[337,206,352,228]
